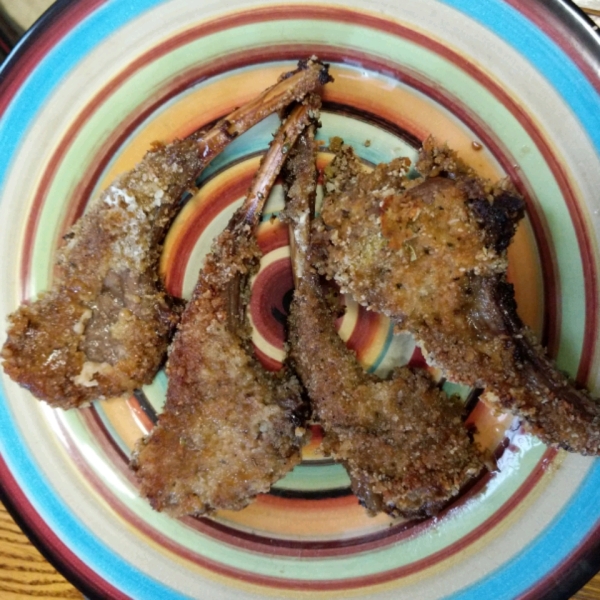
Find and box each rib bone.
[131,98,321,516]
[1,58,331,409]
[314,137,600,455]
[285,130,485,518]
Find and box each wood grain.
[0,502,81,599]
[3,496,600,599]
[576,574,600,600]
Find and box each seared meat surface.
[131,100,323,516]
[1,58,330,409]
[314,137,600,454]
[285,131,484,518]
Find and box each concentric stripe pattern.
[0,1,599,599]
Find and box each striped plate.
[1,1,600,598]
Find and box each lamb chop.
[314,137,600,455]
[284,129,485,518]
[1,58,331,409]
[130,99,322,517]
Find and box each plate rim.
[1,0,600,598]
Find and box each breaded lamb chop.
[1,58,331,409]
[314,137,600,455]
[130,99,322,517]
[284,129,485,518]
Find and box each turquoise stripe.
[440,1,600,596]
[0,1,192,597]
[0,392,188,599]
[367,322,394,374]
[450,460,600,599]
[0,0,598,597]
[441,0,600,153]
[0,0,166,195]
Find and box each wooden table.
[1,0,600,598]
[2,495,600,599]
[0,502,82,598]
[0,498,599,600]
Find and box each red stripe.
[76,410,412,556]
[344,303,384,364]
[0,455,129,599]
[502,0,599,383]
[0,0,107,119]
[164,178,250,298]
[23,6,587,368]
[126,397,154,436]
[182,475,491,556]
[378,61,561,357]
[504,0,600,96]
[50,408,563,590]
[252,344,283,371]
[76,410,550,565]
[248,258,292,349]
[7,2,599,595]
[23,44,562,349]
[256,217,289,255]
[70,407,445,557]
[0,38,11,55]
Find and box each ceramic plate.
[1,1,600,598]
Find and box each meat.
[314,137,600,455]
[1,57,331,409]
[284,130,485,518]
[130,98,322,517]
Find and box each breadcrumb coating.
[131,100,322,516]
[285,131,485,518]
[314,137,600,455]
[1,58,331,409]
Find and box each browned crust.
[315,137,600,455]
[1,58,331,409]
[285,131,485,518]
[132,232,306,516]
[130,100,321,516]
